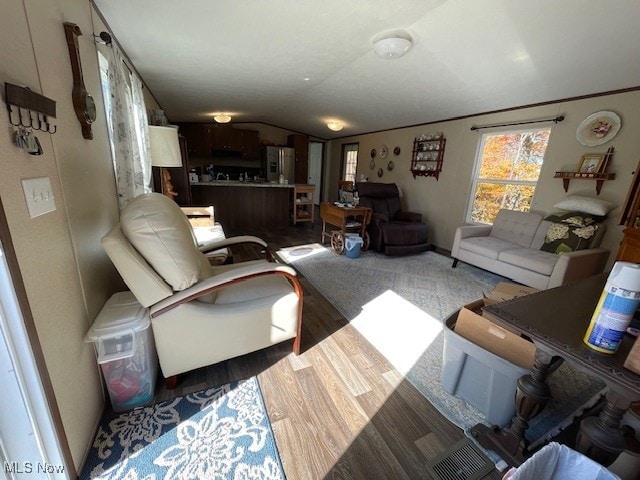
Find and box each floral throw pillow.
[540,222,599,254]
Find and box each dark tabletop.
[483,273,640,398]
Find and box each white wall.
[328,90,640,269]
[0,0,133,471]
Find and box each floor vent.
[426,438,494,480]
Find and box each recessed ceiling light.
[327,122,343,131]
[213,114,231,123]
[303,77,311,81]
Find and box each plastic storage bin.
[441,311,529,426]
[344,234,363,258]
[86,292,158,412]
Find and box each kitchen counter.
[191,181,295,188]
[190,182,308,232]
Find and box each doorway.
[308,142,323,205]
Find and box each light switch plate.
[21,177,56,218]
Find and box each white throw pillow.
[553,196,616,216]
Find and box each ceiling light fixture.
[213,114,231,123]
[373,32,413,59]
[327,122,343,132]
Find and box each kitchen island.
[190,181,296,232]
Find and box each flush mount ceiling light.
[373,32,413,59]
[213,114,231,123]
[327,122,343,131]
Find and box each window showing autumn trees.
[468,128,551,224]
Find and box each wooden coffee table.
[320,202,371,254]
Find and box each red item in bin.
[108,371,141,403]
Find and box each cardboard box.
[483,282,539,306]
[454,283,539,370]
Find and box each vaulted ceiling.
[94,0,640,139]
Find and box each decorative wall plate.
[370,148,377,158]
[387,160,394,171]
[369,158,375,170]
[380,145,388,158]
[377,167,383,178]
[393,146,401,156]
[576,111,621,146]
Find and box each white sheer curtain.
[100,45,152,210]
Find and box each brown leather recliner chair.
[356,182,431,255]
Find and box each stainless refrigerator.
[262,146,295,183]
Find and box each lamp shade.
[149,126,182,167]
[327,122,343,131]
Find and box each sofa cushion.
[539,222,600,254]
[490,210,543,248]
[458,236,520,260]
[498,248,559,276]
[554,195,616,216]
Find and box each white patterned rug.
[279,244,606,452]
[81,377,284,480]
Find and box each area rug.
[81,377,285,480]
[279,244,606,452]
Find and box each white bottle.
[584,262,640,354]
[279,174,284,184]
[239,173,244,182]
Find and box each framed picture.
[577,154,605,174]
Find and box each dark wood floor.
[148,212,503,480]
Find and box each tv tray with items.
[320,202,371,254]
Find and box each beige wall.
[328,90,640,269]
[0,0,128,471]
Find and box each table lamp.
[149,125,182,200]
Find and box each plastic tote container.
[86,292,158,412]
[344,234,364,258]
[441,311,529,426]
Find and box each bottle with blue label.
[583,261,640,354]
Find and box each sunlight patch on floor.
[351,290,442,375]
[276,243,328,264]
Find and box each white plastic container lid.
[85,291,150,342]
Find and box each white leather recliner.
[101,193,302,387]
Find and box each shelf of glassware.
[410,137,445,180]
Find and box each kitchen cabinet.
[240,129,259,160]
[211,125,242,152]
[288,134,309,183]
[179,123,211,157]
[178,123,259,160]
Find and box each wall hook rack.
[4,83,57,134]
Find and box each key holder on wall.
[5,83,57,134]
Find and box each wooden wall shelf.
[553,171,615,195]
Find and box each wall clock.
[380,145,388,158]
[370,148,377,158]
[393,146,401,156]
[369,158,375,170]
[377,167,384,178]
[64,22,97,140]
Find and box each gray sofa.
[451,209,609,290]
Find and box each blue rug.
[81,377,285,479]
[279,245,606,452]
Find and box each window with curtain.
[342,143,359,184]
[467,128,551,224]
[98,48,152,210]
